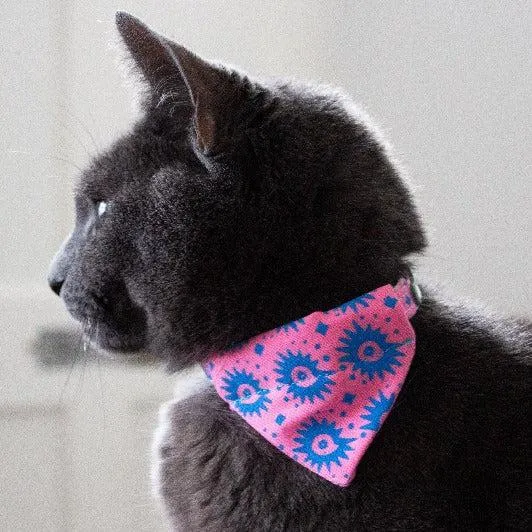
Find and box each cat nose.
[49,278,64,296]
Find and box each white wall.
[1,0,530,313]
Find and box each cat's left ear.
[116,12,250,155]
[164,42,249,155]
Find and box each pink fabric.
[204,278,419,487]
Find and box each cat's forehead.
[75,117,189,199]
[75,136,142,199]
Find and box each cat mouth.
[61,282,149,355]
[78,319,160,367]
[82,318,146,353]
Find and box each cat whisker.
[94,328,109,434]
[74,335,89,401]
[58,105,101,154]
[59,327,85,402]
[7,149,85,174]
[52,114,95,161]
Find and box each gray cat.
[48,13,531,531]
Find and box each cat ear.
[116,12,247,154]
[115,12,187,98]
[164,42,241,154]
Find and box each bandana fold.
[204,277,419,486]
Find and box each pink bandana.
[204,277,419,487]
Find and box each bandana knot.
[204,277,419,486]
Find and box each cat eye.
[97,201,107,217]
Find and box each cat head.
[48,13,425,370]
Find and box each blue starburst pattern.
[337,322,404,380]
[222,369,271,416]
[275,350,334,403]
[293,418,355,472]
[360,390,396,430]
[339,293,375,314]
[277,318,305,333]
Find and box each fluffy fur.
[48,13,531,531]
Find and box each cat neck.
[224,258,417,353]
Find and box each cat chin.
[83,334,161,367]
[82,319,147,355]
